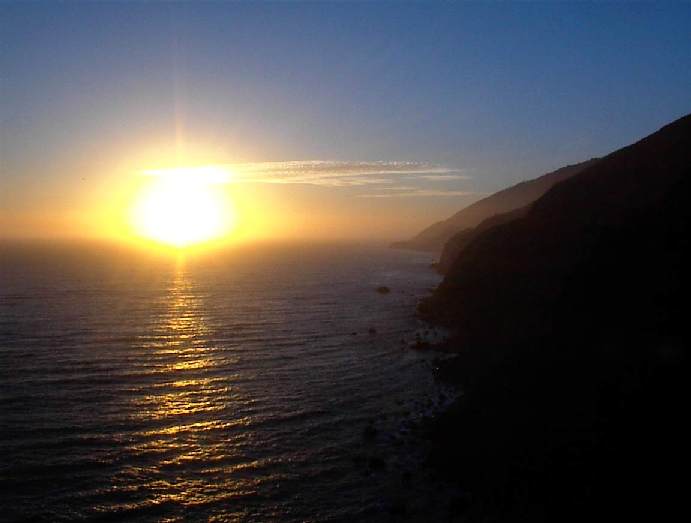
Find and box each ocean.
[0,241,456,522]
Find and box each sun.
[131,168,234,248]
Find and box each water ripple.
[0,243,444,521]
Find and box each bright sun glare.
[132,167,234,248]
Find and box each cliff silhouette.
[392,158,598,252]
[420,114,691,521]
[435,206,527,274]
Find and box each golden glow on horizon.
[131,167,235,248]
[0,147,457,243]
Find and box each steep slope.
[392,158,598,252]
[424,114,691,336]
[435,206,528,273]
[421,114,691,522]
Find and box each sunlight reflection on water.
[120,262,260,514]
[0,242,450,521]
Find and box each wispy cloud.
[359,189,480,199]
[142,160,476,197]
[416,174,471,181]
[225,161,464,187]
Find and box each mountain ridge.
[392,158,599,252]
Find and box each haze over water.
[0,241,454,521]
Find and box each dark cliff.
[435,206,528,274]
[422,114,691,521]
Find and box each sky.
[1,1,690,243]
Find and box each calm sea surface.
[0,241,453,522]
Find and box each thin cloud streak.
[416,174,471,181]
[359,189,482,199]
[226,161,464,187]
[141,160,472,194]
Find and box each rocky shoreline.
[353,305,467,520]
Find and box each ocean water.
[0,241,454,522]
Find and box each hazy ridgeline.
[392,159,599,253]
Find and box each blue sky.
[1,1,690,240]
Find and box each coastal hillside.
[392,158,598,252]
[435,206,527,273]
[421,113,691,521]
